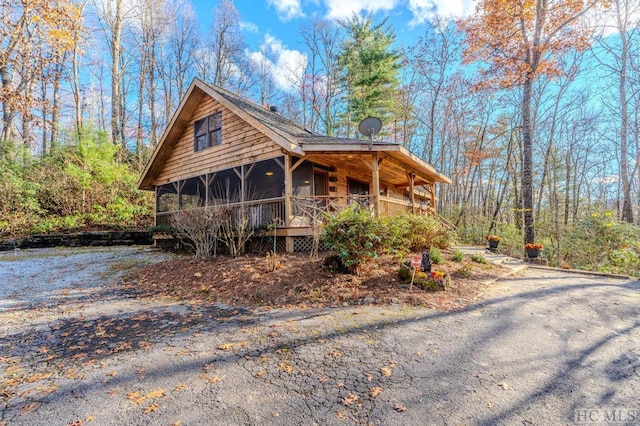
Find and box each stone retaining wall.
[0,231,152,251]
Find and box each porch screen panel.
[209,168,241,204]
[181,177,206,210]
[245,158,284,200]
[157,183,178,213]
[292,161,312,197]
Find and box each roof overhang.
[300,143,451,185]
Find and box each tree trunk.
[110,0,123,146]
[0,66,15,142]
[40,76,48,155]
[521,73,535,244]
[50,59,63,151]
[618,25,634,223]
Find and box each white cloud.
[250,34,308,93]
[323,0,398,19]
[407,0,474,25]
[240,20,258,33]
[267,0,305,21]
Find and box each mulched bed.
[121,250,507,312]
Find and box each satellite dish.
[358,117,382,143]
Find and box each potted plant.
[525,243,543,258]
[486,235,501,249]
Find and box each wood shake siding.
[155,95,282,185]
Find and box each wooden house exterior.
[138,78,451,252]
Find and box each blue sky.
[185,0,627,94]
[193,0,475,46]
[189,0,475,90]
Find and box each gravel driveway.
[1,246,638,425]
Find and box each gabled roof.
[203,80,313,142]
[139,78,451,190]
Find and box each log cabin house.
[138,78,451,252]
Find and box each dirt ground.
[121,250,507,311]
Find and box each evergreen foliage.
[338,14,401,135]
[322,206,455,274]
[0,131,153,236]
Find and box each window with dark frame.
[194,112,222,151]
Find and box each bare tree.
[93,0,134,147]
[300,20,343,136]
[411,17,460,163]
[209,0,246,89]
[595,0,639,223]
[0,0,80,153]
[156,0,199,126]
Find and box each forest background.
[1,0,639,275]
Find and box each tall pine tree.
[338,14,401,138]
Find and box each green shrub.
[559,212,640,277]
[429,247,444,264]
[0,130,154,236]
[381,213,455,254]
[149,224,177,236]
[471,253,487,264]
[398,263,413,282]
[454,265,472,278]
[452,249,464,262]
[322,209,456,274]
[322,204,385,274]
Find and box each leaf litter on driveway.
[1,246,638,425]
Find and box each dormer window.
[194,112,222,151]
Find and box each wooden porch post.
[407,172,416,214]
[284,154,294,252]
[372,153,380,217]
[430,182,436,214]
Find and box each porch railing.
[289,195,431,227]
[156,195,431,228]
[156,197,285,228]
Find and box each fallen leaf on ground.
[174,384,188,392]
[143,403,159,414]
[380,367,392,377]
[207,375,224,383]
[497,382,510,390]
[342,394,359,406]
[21,402,40,414]
[369,386,383,398]
[278,362,293,374]
[127,392,146,405]
[26,372,54,383]
[146,389,165,399]
[394,403,406,412]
